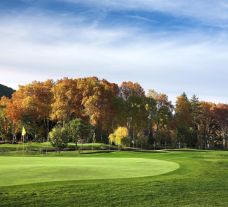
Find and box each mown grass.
[0,157,178,186]
[0,150,227,207]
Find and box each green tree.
[145,95,157,147]
[119,82,147,147]
[175,93,192,148]
[66,118,94,150]
[147,90,173,149]
[190,95,201,148]
[49,125,69,151]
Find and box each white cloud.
[0,12,228,103]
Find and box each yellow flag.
[22,127,26,136]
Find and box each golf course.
[0,148,227,207]
[1,0,228,206]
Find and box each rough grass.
[0,142,113,153]
[0,150,228,207]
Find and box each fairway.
[0,156,179,187]
[0,151,228,207]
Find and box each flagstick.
[22,135,24,154]
[21,127,26,154]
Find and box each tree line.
[0,77,227,149]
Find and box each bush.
[49,119,94,151]
[49,126,69,150]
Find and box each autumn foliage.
[0,76,228,149]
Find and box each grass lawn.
[0,149,227,207]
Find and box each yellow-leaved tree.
[109,127,128,146]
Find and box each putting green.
[0,157,179,186]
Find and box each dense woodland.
[0,77,228,149]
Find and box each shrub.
[49,126,69,150]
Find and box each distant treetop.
[0,84,15,98]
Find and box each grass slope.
[0,150,227,207]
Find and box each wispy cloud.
[0,2,228,103]
[62,0,228,26]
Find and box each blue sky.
[0,0,228,103]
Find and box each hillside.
[0,84,15,98]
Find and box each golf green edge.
[0,157,179,187]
